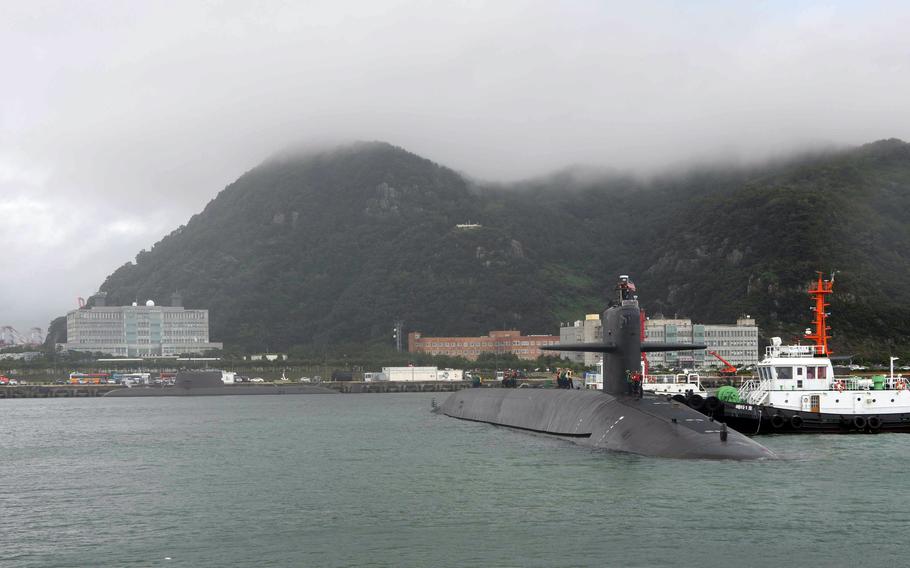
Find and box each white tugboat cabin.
[739,339,910,415]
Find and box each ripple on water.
[2,394,910,567]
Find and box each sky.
[2,0,909,336]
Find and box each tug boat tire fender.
[853,416,868,430]
[868,416,882,431]
[687,394,705,411]
[705,396,721,412]
[770,414,786,429]
[790,414,804,429]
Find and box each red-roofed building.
[408,330,560,361]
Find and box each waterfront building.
[62,294,222,357]
[645,316,760,370]
[408,330,560,361]
[558,315,760,370]
[559,314,603,366]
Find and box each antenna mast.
[804,271,834,356]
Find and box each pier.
[0,381,476,398]
[0,384,121,398]
[0,376,746,398]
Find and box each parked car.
[250,377,265,383]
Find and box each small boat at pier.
[694,273,910,434]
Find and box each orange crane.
[709,351,737,375]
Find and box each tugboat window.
[818,367,827,379]
[807,367,816,380]
[797,367,804,376]
[775,367,793,380]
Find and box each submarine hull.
[440,388,775,460]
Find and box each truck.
[373,367,464,382]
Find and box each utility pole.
[393,321,404,352]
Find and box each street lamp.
[891,356,899,379]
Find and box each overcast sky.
[2,0,909,336]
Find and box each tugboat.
[703,272,910,434]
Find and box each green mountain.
[83,139,910,359]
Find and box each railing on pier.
[645,373,701,385]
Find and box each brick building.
[408,330,560,361]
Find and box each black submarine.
[104,371,337,397]
[438,276,775,459]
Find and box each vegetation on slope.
[70,139,910,359]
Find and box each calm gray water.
[2,393,908,567]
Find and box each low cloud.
[2,0,909,331]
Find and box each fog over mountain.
[2,1,909,333]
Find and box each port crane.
[708,351,737,375]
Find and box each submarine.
[104,370,338,396]
[438,276,775,460]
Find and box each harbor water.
[2,393,908,567]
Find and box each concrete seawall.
[0,385,121,398]
[322,381,475,393]
[1,381,476,398]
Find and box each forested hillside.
[78,139,910,358]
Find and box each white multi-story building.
[559,314,760,370]
[644,316,759,370]
[63,295,222,357]
[559,314,604,366]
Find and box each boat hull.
[705,400,910,435]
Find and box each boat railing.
[645,373,701,385]
[738,378,771,405]
[828,375,907,391]
[765,344,824,358]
